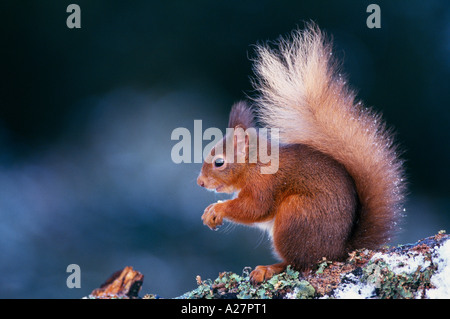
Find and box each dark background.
[0,0,449,298]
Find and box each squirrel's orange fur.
[197,24,406,283]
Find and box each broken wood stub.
[90,266,144,298]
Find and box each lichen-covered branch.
[171,231,450,299]
[88,231,450,299]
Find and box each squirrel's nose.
[197,176,205,187]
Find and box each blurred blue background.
[1,0,449,298]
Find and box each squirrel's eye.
[214,157,225,168]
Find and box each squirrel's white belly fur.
[254,219,275,239]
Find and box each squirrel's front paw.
[201,203,224,230]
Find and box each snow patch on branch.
[427,240,450,298]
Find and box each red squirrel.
[197,24,406,284]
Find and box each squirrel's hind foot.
[249,262,287,284]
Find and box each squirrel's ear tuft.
[228,101,255,129]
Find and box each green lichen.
[177,266,315,299]
[315,258,333,274]
[361,257,436,299]
[178,278,215,299]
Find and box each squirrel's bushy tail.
[253,24,406,250]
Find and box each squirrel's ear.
[233,126,249,159]
[228,101,255,129]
